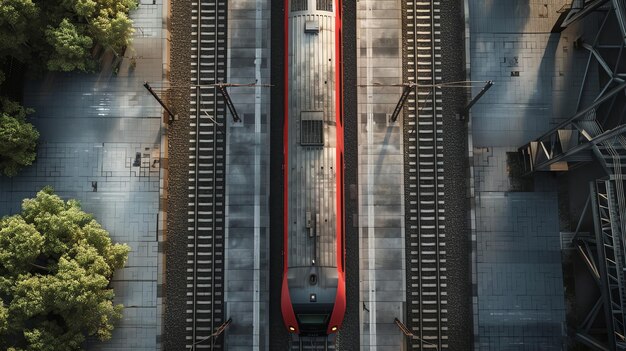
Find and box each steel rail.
[191,0,202,345]
[405,0,446,349]
[188,0,226,349]
[429,1,442,348]
[290,336,334,351]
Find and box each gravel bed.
[163,0,193,349]
[439,0,473,349]
[268,0,290,348]
[335,0,360,349]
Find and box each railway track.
[186,0,227,349]
[403,0,448,349]
[290,336,335,351]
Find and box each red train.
[280,0,345,336]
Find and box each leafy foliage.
[0,303,7,335]
[45,18,93,72]
[90,10,134,55]
[0,99,39,177]
[0,216,43,274]
[0,0,137,72]
[0,0,39,59]
[0,188,130,350]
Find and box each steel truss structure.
[520,0,626,174]
[519,1,626,349]
[573,179,626,350]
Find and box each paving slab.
[223,0,271,350]
[467,1,588,349]
[474,192,565,351]
[0,2,167,350]
[357,0,406,349]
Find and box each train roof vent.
[304,20,320,34]
[291,0,307,12]
[316,0,332,11]
[301,111,324,146]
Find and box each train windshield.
[297,314,328,325]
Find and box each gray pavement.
[0,1,168,350]
[467,0,589,349]
[469,0,598,147]
[357,0,406,349]
[474,189,565,350]
[223,0,271,350]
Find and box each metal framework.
[592,179,626,350]
[561,0,610,29]
[519,0,626,174]
[574,179,626,350]
[519,2,626,349]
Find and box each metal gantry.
[520,0,626,174]
[558,0,626,43]
[521,2,626,349]
[591,179,626,350]
[574,179,626,351]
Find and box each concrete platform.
[223,0,271,350]
[357,0,406,349]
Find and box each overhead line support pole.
[390,85,414,123]
[143,82,177,122]
[459,80,494,120]
[217,84,241,123]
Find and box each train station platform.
[222,0,272,349]
[0,1,169,350]
[356,0,406,350]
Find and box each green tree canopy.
[0,0,137,72]
[90,10,134,55]
[61,0,97,18]
[0,303,7,335]
[45,18,94,72]
[0,0,39,58]
[0,99,39,177]
[0,188,130,350]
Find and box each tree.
[90,10,134,54]
[0,0,39,57]
[0,188,130,350]
[54,0,138,57]
[0,303,7,335]
[0,0,138,75]
[0,216,43,274]
[61,0,97,18]
[45,19,94,72]
[0,99,38,177]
